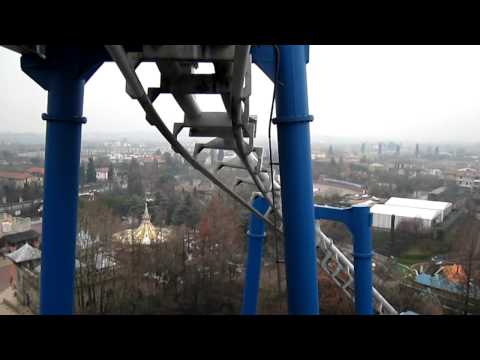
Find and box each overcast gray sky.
[1,45,480,143]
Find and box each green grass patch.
[397,244,432,265]
[403,245,426,256]
[397,254,431,266]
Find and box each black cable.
[268,45,281,293]
[229,47,281,220]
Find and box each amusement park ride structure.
[2,45,398,315]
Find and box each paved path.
[0,259,14,292]
[0,258,11,267]
[0,302,16,315]
[0,287,33,315]
[0,287,18,315]
[0,259,33,316]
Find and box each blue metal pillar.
[21,48,103,314]
[274,45,319,314]
[314,204,374,314]
[241,195,270,314]
[350,205,373,315]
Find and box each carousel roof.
[132,201,158,245]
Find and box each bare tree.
[452,213,480,314]
[76,199,122,314]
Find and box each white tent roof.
[371,204,441,221]
[5,243,41,264]
[385,197,452,211]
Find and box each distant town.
[1,133,480,315]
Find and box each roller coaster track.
[106,45,397,315]
[105,45,279,231]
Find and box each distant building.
[371,204,441,231]
[6,241,116,314]
[27,169,43,179]
[311,152,327,160]
[368,163,385,172]
[5,243,42,311]
[439,151,453,158]
[175,179,214,194]
[0,213,31,236]
[95,167,109,181]
[428,169,443,177]
[0,230,40,253]
[385,197,452,222]
[17,151,44,159]
[370,197,452,231]
[456,168,479,189]
[0,171,33,189]
[0,214,33,254]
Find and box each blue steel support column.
[350,205,373,315]
[274,45,319,314]
[21,48,103,314]
[314,204,374,314]
[241,195,270,314]
[40,79,84,315]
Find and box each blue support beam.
[314,205,352,224]
[241,195,270,314]
[21,47,103,314]
[273,45,319,314]
[314,204,374,315]
[349,205,374,315]
[251,45,310,82]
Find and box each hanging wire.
[268,45,282,294]
[228,47,282,221]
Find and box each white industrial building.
[384,197,452,222]
[370,204,442,231]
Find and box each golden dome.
[115,202,159,245]
[132,202,158,245]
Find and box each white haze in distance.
[1,45,480,144]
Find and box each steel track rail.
[230,46,280,213]
[105,45,282,233]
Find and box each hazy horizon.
[1,130,477,148]
[2,45,480,144]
